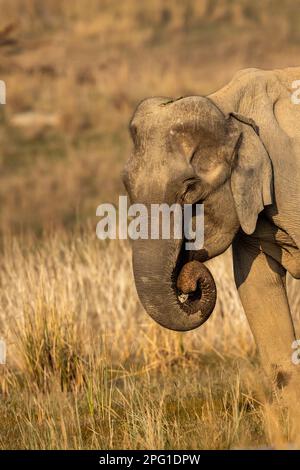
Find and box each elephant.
[123,67,300,435]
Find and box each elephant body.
[211,67,300,268]
[210,68,300,377]
[124,67,300,436]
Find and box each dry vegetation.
[1,0,300,233]
[0,0,300,449]
[0,232,299,449]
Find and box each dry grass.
[1,0,300,233]
[0,0,300,450]
[0,231,299,449]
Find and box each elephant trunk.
[132,238,217,332]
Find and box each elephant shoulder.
[210,68,273,113]
[213,67,298,110]
[231,67,262,81]
[230,68,278,98]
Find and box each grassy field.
[1,0,300,234]
[0,231,299,449]
[0,0,300,449]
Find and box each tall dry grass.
[1,0,300,233]
[0,230,299,449]
[0,0,300,450]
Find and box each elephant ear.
[229,113,273,235]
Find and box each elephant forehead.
[132,95,221,127]
[131,97,171,130]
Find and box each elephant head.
[123,96,273,331]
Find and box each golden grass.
[0,231,299,449]
[0,0,300,449]
[1,0,300,233]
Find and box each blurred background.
[1,0,300,235]
[0,0,300,450]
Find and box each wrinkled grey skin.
[123,67,300,436]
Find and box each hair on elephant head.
[123,96,273,331]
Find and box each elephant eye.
[180,176,207,204]
[180,179,202,204]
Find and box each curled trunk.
[132,239,217,332]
